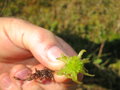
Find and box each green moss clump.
[57,50,94,84]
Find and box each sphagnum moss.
[57,50,94,84]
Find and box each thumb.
[0,17,67,70]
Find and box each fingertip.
[54,73,69,83]
[10,64,31,80]
[46,46,67,70]
[32,45,66,71]
[54,73,84,84]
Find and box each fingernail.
[47,46,66,62]
[15,68,31,80]
[0,75,12,88]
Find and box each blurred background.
[0,0,120,90]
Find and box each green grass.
[0,0,120,89]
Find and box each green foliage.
[109,61,120,75]
[57,50,94,84]
[1,0,120,43]
[93,58,102,65]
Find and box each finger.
[0,73,21,90]
[23,79,66,90]
[10,65,32,82]
[39,82,67,90]
[9,64,46,90]
[10,64,66,84]
[0,17,70,70]
[54,73,69,83]
[22,65,45,90]
[10,65,71,90]
[54,72,83,83]
[0,57,38,76]
[23,81,44,90]
[56,36,77,56]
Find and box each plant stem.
[98,41,105,58]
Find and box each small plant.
[57,50,94,84]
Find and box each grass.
[0,0,120,89]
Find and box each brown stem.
[98,41,105,58]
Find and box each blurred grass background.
[0,0,120,90]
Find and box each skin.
[0,17,79,90]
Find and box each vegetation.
[0,0,120,90]
[57,50,94,84]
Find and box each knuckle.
[31,29,54,44]
[9,18,24,28]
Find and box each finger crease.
[21,33,27,49]
[3,27,17,47]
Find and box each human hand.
[0,17,79,90]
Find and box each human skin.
[0,17,78,90]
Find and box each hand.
[0,17,78,90]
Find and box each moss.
[57,50,94,83]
